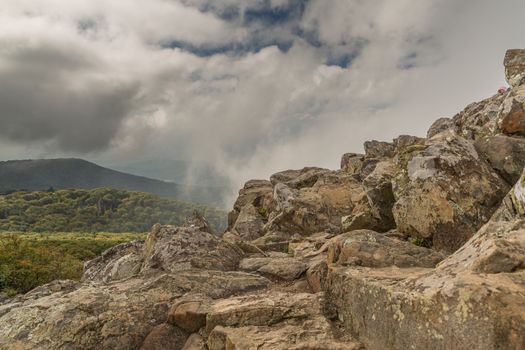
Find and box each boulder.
[228,180,273,230]
[361,160,396,231]
[239,257,307,281]
[325,228,525,350]
[205,291,361,349]
[497,85,525,134]
[453,93,507,141]
[392,131,509,252]
[168,295,211,333]
[323,169,525,350]
[141,224,244,272]
[504,49,525,87]
[266,171,363,235]
[340,153,364,174]
[230,204,266,240]
[269,167,329,189]
[393,135,426,153]
[82,240,143,282]
[427,117,454,138]
[364,140,395,159]
[326,230,444,268]
[181,334,207,350]
[140,323,188,350]
[474,134,525,184]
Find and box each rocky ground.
[1,50,525,350]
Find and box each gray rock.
[340,153,364,174]
[474,134,525,184]
[239,257,307,281]
[504,49,525,87]
[364,140,395,159]
[497,85,525,134]
[392,131,509,252]
[82,240,144,282]
[327,230,445,268]
[269,167,330,189]
[426,117,454,138]
[141,224,244,272]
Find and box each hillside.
[0,158,228,205]
[0,188,226,233]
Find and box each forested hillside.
[0,158,229,205]
[0,232,146,296]
[0,188,227,233]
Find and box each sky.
[1,0,525,203]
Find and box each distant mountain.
[0,158,227,205]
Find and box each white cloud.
[1,0,525,205]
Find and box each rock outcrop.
[2,49,525,350]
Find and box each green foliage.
[410,236,432,248]
[0,232,146,296]
[0,188,227,233]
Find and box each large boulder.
[205,291,361,350]
[82,240,144,282]
[239,256,308,281]
[392,131,509,252]
[363,140,395,159]
[142,224,244,272]
[321,160,525,350]
[474,134,525,184]
[324,218,525,350]
[270,167,330,189]
[140,323,187,350]
[340,153,364,174]
[326,230,445,268]
[427,117,454,138]
[453,93,507,141]
[227,180,273,231]
[504,49,525,87]
[497,85,525,135]
[265,169,364,235]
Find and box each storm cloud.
[1,0,525,202]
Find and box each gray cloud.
[1,0,525,204]
[0,32,139,151]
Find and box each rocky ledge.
[1,50,525,350]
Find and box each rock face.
[2,49,525,350]
[474,134,525,184]
[505,49,525,87]
[392,131,509,252]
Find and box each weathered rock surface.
[265,169,364,235]
[474,134,525,184]
[497,85,525,135]
[326,230,445,268]
[83,240,144,282]
[206,291,360,350]
[427,117,454,138]
[142,224,244,272]
[0,218,271,350]
[239,256,308,280]
[505,49,525,87]
[340,153,364,174]
[392,130,509,252]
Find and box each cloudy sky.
[1,0,525,200]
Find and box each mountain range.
[0,158,228,205]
